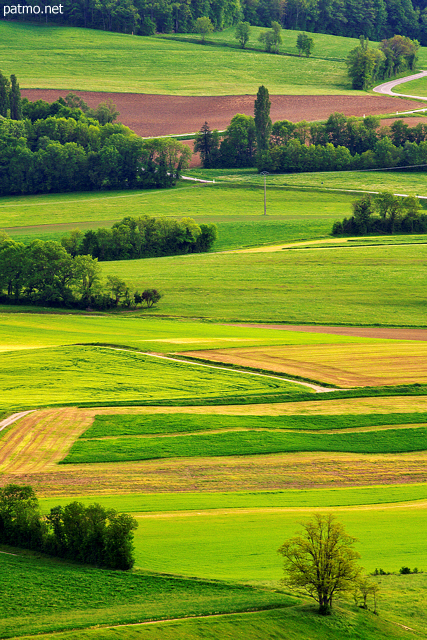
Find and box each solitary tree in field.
[254,85,272,155]
[194,16,213,43]
[296,32,314,57]
[278,513,361,615]
[235,21,251,48]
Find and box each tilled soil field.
[21,89,426,137]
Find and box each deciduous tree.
[278,513,361,615]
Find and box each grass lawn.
[0,314,382,354]
[0,22,355,95]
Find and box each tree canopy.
[278,513,361,615]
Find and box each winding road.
[373,70,427,103]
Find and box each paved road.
[373,70,427,101]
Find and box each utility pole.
[261,171,268,215]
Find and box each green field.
[100,243,427,324]
[161,25,362,60]
[2,18,427,640]
[393,75,427,97]
[63,426,427,463]
[1,184,356,250]
[0,22,356,95]
[84,411,427,437]
[187,167,427,199]
[0,344,310,411]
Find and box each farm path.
[104,346,336,393]
[373,70,427,101]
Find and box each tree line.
[332,191,427,235]
[0,484,137,570]
[3,0,427,45]
[0,79,191,195]
[61,216,218,261]
[0,231,161,309]
[196,88,427,173]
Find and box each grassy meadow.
[1,183,355,250]
[0,21,356,95]
[2,19,427,640]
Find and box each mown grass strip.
[62,426,427,464]
[84,411,427,438]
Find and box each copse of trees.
[332,191,427,235]
[0,484,138,570]
[0,232,161,309]
[0,106,191,195]
[347,35,419,90]
[0,71,22,119]
[61,216,218,261]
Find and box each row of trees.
[195,86,427,172]
[0,232,161,309]
[61,216,218,261]
[258,135,427,173]
[0,72,22,120]
[4,0,427,44]
[0,484,137,570]
[347,35,419,90]
[332,191,427,235]
[0,113,191,195]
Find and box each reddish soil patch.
[380,117,427,128]
[232,324,427,341]
[21,89,426,138]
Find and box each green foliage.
[72,215,217,261]
[296,32,314,57]
[193,122,220,168]
[235,20,251,48]
[278,514,361,614]
[194,16,214,42]
[346,36,385,90]
[219,114,257,167]
[0,112,191,195]
[0,484,138,569]
[254,85,271,156]
[333,191,427,236]
[258,21,282,53]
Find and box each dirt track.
[21,89,426,137]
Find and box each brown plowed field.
[21,89,426,137]
[231,324,427,341]
[2,397,427,495]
